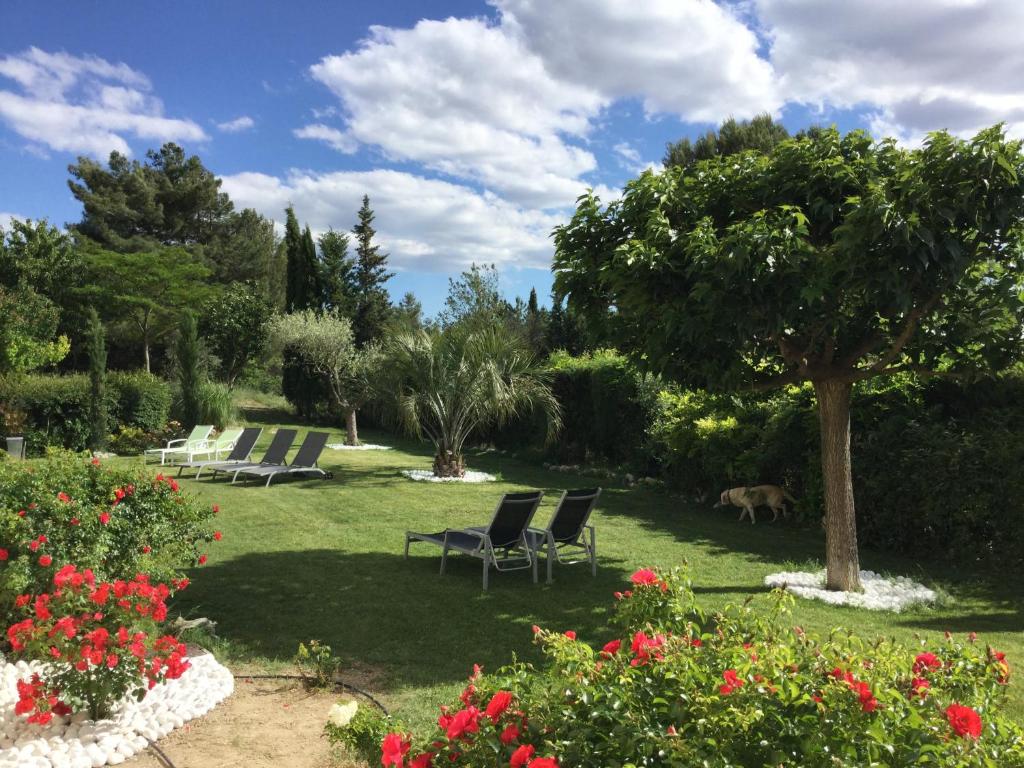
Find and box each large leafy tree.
[384,324,561,477]
[351,195,393,347]
[438,263,506,329]
[663,113,790,171]
[270,311,381,445]
[554,126,1024,592]
[0,284,70,375]
[79,245,213,372]
[199,282,273,387]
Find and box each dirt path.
[125,678,344,768]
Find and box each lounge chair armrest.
[446,528,489,552]
[164,438,187,448]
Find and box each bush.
[378,568,1023,767]
[0,373,172,454]
[196,380,237,428]
[0,450,219,625]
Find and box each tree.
[392,292,424,330]
[199,283,273,387]
[85,308,107,451]
[546,294,587,355]
[351,195,393,346]
[524,288,548,356]
[554,126,1024,592]
[207,208,280,289]
[68,143,233,251]
[438,263,506,329]
[384,324,561,477]
[663,113,789,171]
[282,208,327,416]
[269,311,381,445]
[0,284,70,375]
[319,229,358,315]
[176,312,202,427]
[79,244,212,372]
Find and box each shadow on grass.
[175,548,634,691]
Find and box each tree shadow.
[174,548,634,692]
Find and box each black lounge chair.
[233,431,332,486]
[207,428,297,482]
[404,491,544,590]
[176,427,263,478]
[525,488,601,584]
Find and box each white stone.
[764,569,937,612]
[327,443,391,451]
[401,469,496,483]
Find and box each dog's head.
[713,489,730,508]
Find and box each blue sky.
[2,0,1022,316]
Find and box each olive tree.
[269,311,380,445]
[554,126,1024,592]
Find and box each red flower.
[913,652,941,675]
[445,707,480,740]
[198,554,207,565]
[142,546,152,554]
[212,504,219,514]
[29,541,39,552]
[992,650,1010,684]
[38,555,53,567]
[91,457,100,465]
[98,512,111,525]
[946,703,982,739]
[909,677,930,698]
[485,691,513,723]
[601,639,621,657]
[563,630,576,640]
[213,531,222,541]
[57,492,71,503]
[719,669,745,695]
[410,755,433,768]
[630,631,666,666]
[70,518,79,526]
[531,625,541,634]
[510,744,535,768]
[528,758,558,768]
[499,723,521,745]
[0,548,7,560]
[381,732,411,766]
[630,568,659,586]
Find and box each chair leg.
[531,549,538,584]
[403,536,411,559]
[440,544,449,575]
[590,528,597,577]
[482,557,489,591]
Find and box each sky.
[2,0,1023,316]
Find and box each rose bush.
[374,568,1023,767]
[6,563,190,719]
[0,450,218,624]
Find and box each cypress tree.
[177,311,202,427]
[86,308,108,451]
[282,207,325,417]
[351,195,393,347]
[284,206,305,313]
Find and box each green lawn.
[146,410,1024,729]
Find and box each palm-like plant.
[385,324,561,477]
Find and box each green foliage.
[85,309,107,451]
[0,284,70,375]
[199,282,273,387]
[326,702,400,765]
[0,451,217,624]
[195,380,237,429]
[109,371,172,432]
[392,292,424,331]
[207,208,280,288]
[352,195,393,347]
[294,639,342,689]
[175,312,202,427]
[663,113,790,170]
[319,229,358,315]
[390,568,1024,767]
[0,218,81,318]
[438,263,507,330]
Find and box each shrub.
[327,702,400,765]
[108,371,172,432]
[381,569,1024,767]
[196,380,236,428]
[6,563,190,720]
[295,639,342,689]
[0,451,219,625]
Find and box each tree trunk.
[814,379,862,592]
[142,333,150,374]
[345,408,359,446]
[433,449,465,478]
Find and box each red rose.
[563,630,576,640]
[630,568,659,586]
[509,744,535,768]
[213,531,222,541]
[212,504,219,514]
[531,625,541,635]
[142,546,152,554]
[946,703,982,739]
[381,732,411,766]
[909,677,930,698]
[499,723,520,745]
[485,691,513,723]
[99,512,110,525]
[719,669,744,695]
[70,518,79,526]
[198,554,207,565]
[601,639,621,657]
[913,652,941,675]
[445,707,480,740]
[0,548,7,561]
[410,754,433,768]
[38,555,53,567]
[57,492,71,503]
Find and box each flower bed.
[763,569,937,612]
[0,652,233,768]
[400,470,495,483]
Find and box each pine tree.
[393,292,424,330]
[351,195,394,347]
[86,308,107,451]
[525,287,548,356]
[176,311,202,427]
[301,225,322,309]
[319,229,357,315]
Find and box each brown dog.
[715,485,796,524]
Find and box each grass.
[134,411,1024,729]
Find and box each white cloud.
[217,115,255,133]
[0,212,21,230]
[495,0,781,122]
[293,123,357,153]
[220,168,562,272]
[758,0,1024,140]
[0,47,206,157]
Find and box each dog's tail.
[782,488,797,504]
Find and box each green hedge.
[0,373,171,454]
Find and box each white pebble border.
[326,443,392,451]
[764,569,937,612]
[401,469,496,483]
[0,653,233,768]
